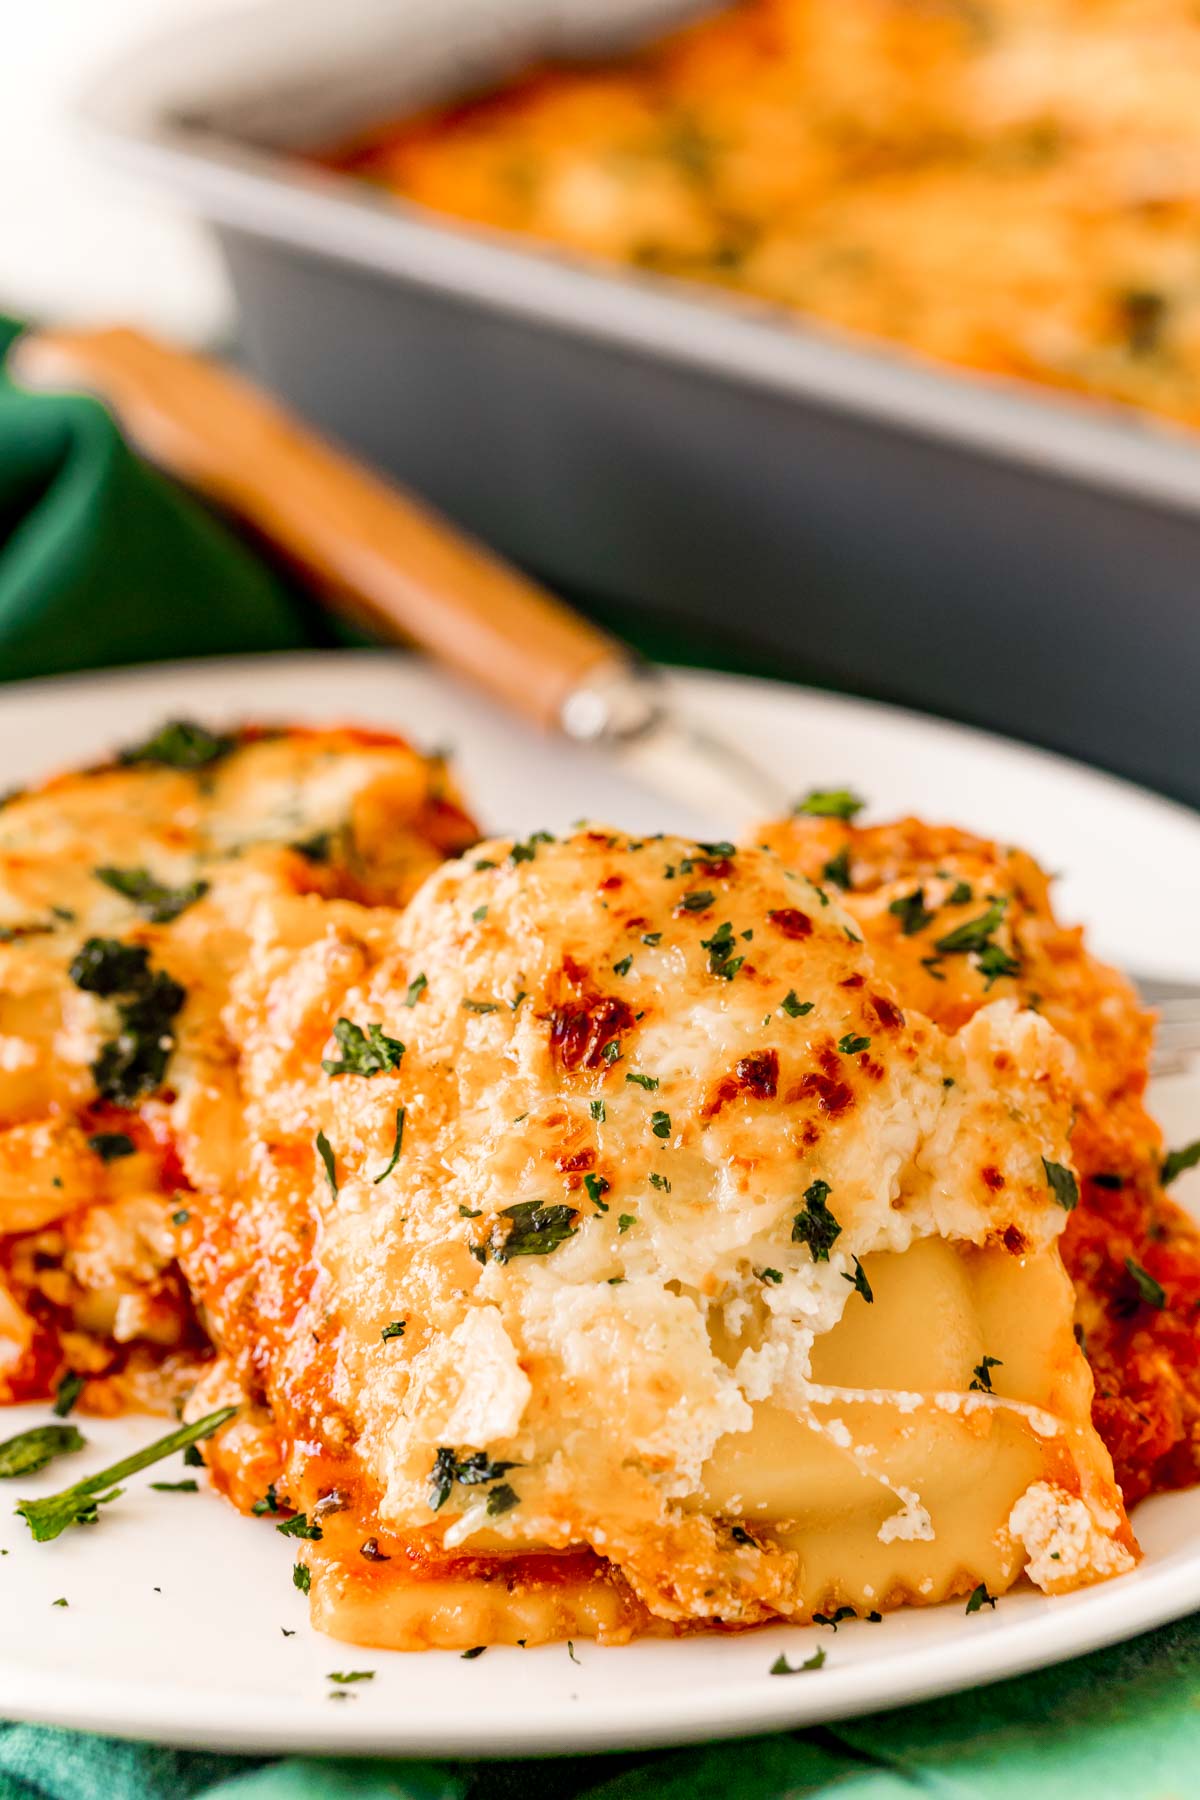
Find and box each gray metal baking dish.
[77,0,1200,804]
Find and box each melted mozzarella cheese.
[181,828,1134,1641]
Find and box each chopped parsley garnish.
[976,943,1021,988]
[93,866,209,924]
[948,881,974,905]
[276,1512,323,1541]
[315,1130,338,1199]
[117,719,234,771]
[374,1109,405,1184]
[1162,1140,1200,1187]
[486,1483,520,1517]
[0,1424,85,1481]
[289,829,332,864]
[842,1257,873,1303]
[16,1406,235,1542]
[641,932,662,946]
[87,1132,136,1163]
[509,831,555,865]
[837,1033,871,1056]
[649,1173,672,1192]
[584,1174,610,1211]
[781,991,814,1018]
[404,974,427,1007]
[567,1640,581,1665]
[69,938,185,1105]
[590,1099,605,1123]
[478,1201,578,1264]
[934,899,1010,960]
[626,1072,659,1091]
[293,1565,311,1594]
[322,1019,405,1077]
[700,920,745,981]
[613,955,633,977]
[679,889,715,913]
[758,1267,783,1285]
[888,889,935,937]
[171,1208,189,1227]
[252,1485,282,1515]
[822,848,852,891]
[462,999,501,1014]
[812,1607,857,1629]
[770,1647,826,1674]
[461,1646,486,1660]
[793,789,864,821]
[969,1355,1003,1393]
[650,1110,672,1139]
[92,972,186,1105]
[429,1449,521,1511]
[792,1179,841,1261]
[328,1670,374,1685]
[618,1214,636,1233]
[1125,1257,1166,1310]
[697,841,736,858]
[68,937,153,996]
[601,1040,621,1065]
[53,1372,84,1419]
[1042,1158,1079,1212]
[965,1584,997,1614]
[380,1321,406,1342]
[149,1479,198,1493]
[472,906,488,923]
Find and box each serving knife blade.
[558,661,791,831]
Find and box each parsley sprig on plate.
[15,1407,235,1543]
[0,1424,85,1482]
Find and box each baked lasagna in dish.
[1,723,1196,1651]
[324,0,1200,433]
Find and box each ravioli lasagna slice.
[0,722,475,1411]
[175,829,1134,1648]
[759,807,1200,1508]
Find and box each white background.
[0,0,233,341]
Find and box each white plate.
[3,649,1200,1758]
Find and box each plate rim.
[3,644,1199,840]
[1,1514,1198,1758]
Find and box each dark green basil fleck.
[792,1179,841,1261]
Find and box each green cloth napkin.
[2,316,1200,1798]
[0,319,324,684]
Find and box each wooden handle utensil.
[11,326,634,733]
